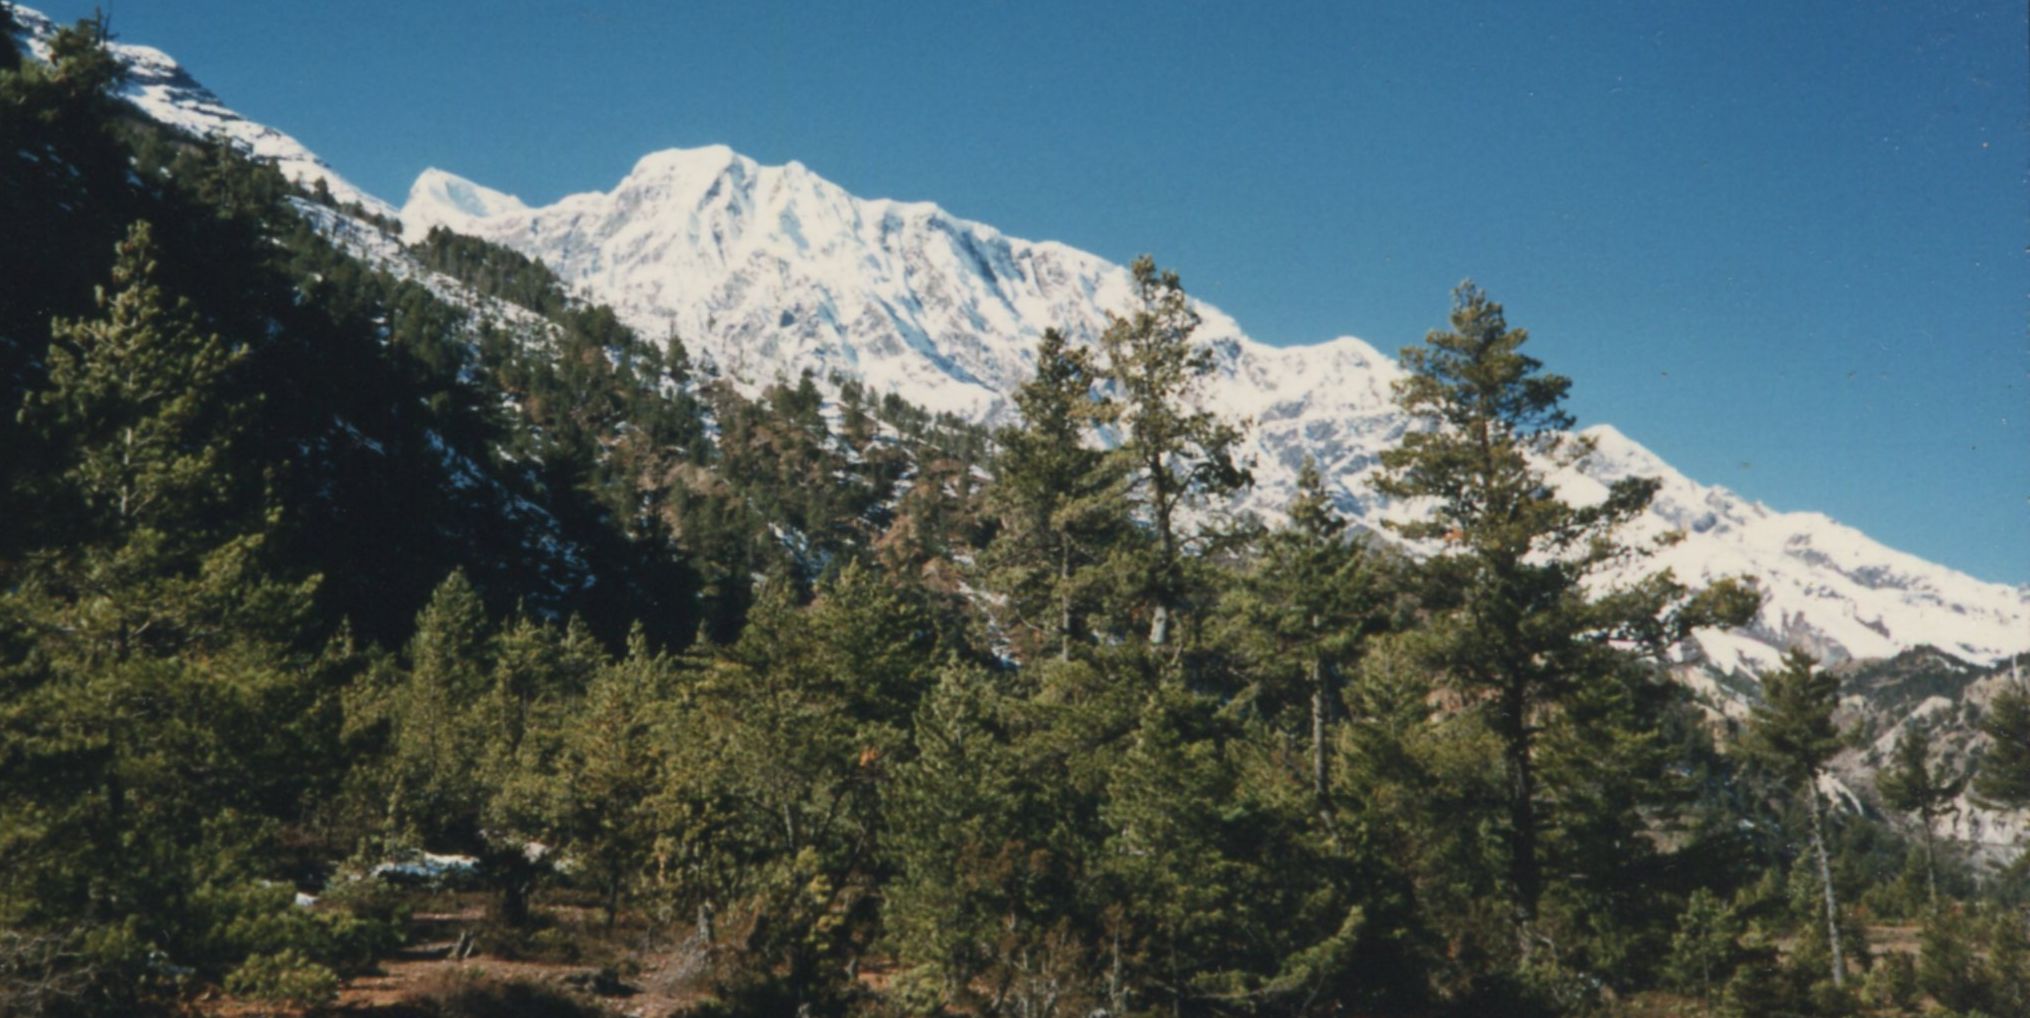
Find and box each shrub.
[224,949,340,1009]
[404,968,604,1018]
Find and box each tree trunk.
[1310,654,1329,807]
[1058,541,1072,662]
[1503,682,1540,965]
[1805,777,1845,988]
[500,868,530,927]
[1920,810,1938,910]
[1148,465,1175,647]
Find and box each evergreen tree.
[1374,281,1755,967]
[1741,649,1848,989]
[1095,256,1250,649]
[377,570,493,850]
[982,327,1130,661]
[473,612,603,924]
[1221,458,1383,810]
[44,11,123,107]
[666,565,935,1010]
[1,221,328,1000]
[1874,726,1962,908]
[885,665,1101,1016]
[1663,889,1746,1015]
[557,626,672,930]
[1973,668,2030,812]
[18,221,251,620]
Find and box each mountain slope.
[12,6,392,219]
[23,5,2027,673]
[399,150,2030,671]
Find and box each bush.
[195,880,401,979]
[318,873,414,930]
[224,949,339,1008]
[403,968,604,1018]
[1860,951,1917,1012]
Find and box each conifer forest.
[4,13,2030,1018]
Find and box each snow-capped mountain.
[18,5,2028,675]
[11,7,392,220]
[398,148,2030,672]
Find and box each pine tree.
[474,612,603,924]
[1096,256,1250,649]
[379,570,493,850]
[1,220,325,991]
[668,566,936,1006]
[1973,667,2030,811]
[558,625,672,930]
[16,221,253,656]
[1222,458,1382,810]
[1874,725,1962,908]
[1664,889,1745,1015]
[1374,281,1755,966]
[1741,649,1848,989]
[884,664,1102,1016]
[983,327,1130,661]
[45,12,123,106]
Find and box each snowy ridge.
[27,3,2026,676]
[12,7,394,220]
[1557,426,2030,667]
[399,147,2030,672]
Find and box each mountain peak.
[626,143,746,184]
[61,0,2014,671]
[402,168,528,242]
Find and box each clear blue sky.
[39,1,2030,583]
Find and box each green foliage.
[1875,724,1963,908]
[1974,678,2030,810]
[1374,281,1757,980]
[981,327,1133,662]
[1743,651,1855,990]
[1664,889,1746,1009]
[44,13,122,105]
[1742,650,1843,788]
[1219,458,1388,806]
[1915,904,2030,1017]
[883,664,1101,1015]
[1095,256,1250,649]
[223,948,339,1009]
[5,41,2017,1016]
[555,626,674,928]
[1859,949,1918,1014]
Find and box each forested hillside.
[4,13,2030,1018]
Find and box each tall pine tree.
[1222,458,1384,810]
[1874,725,1962,909]
[1741,649,1848,989]
[1095,257,1249,650]
[983,328,1130,662]
[1375,281,1755,968]
[1973,664,2030,813]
